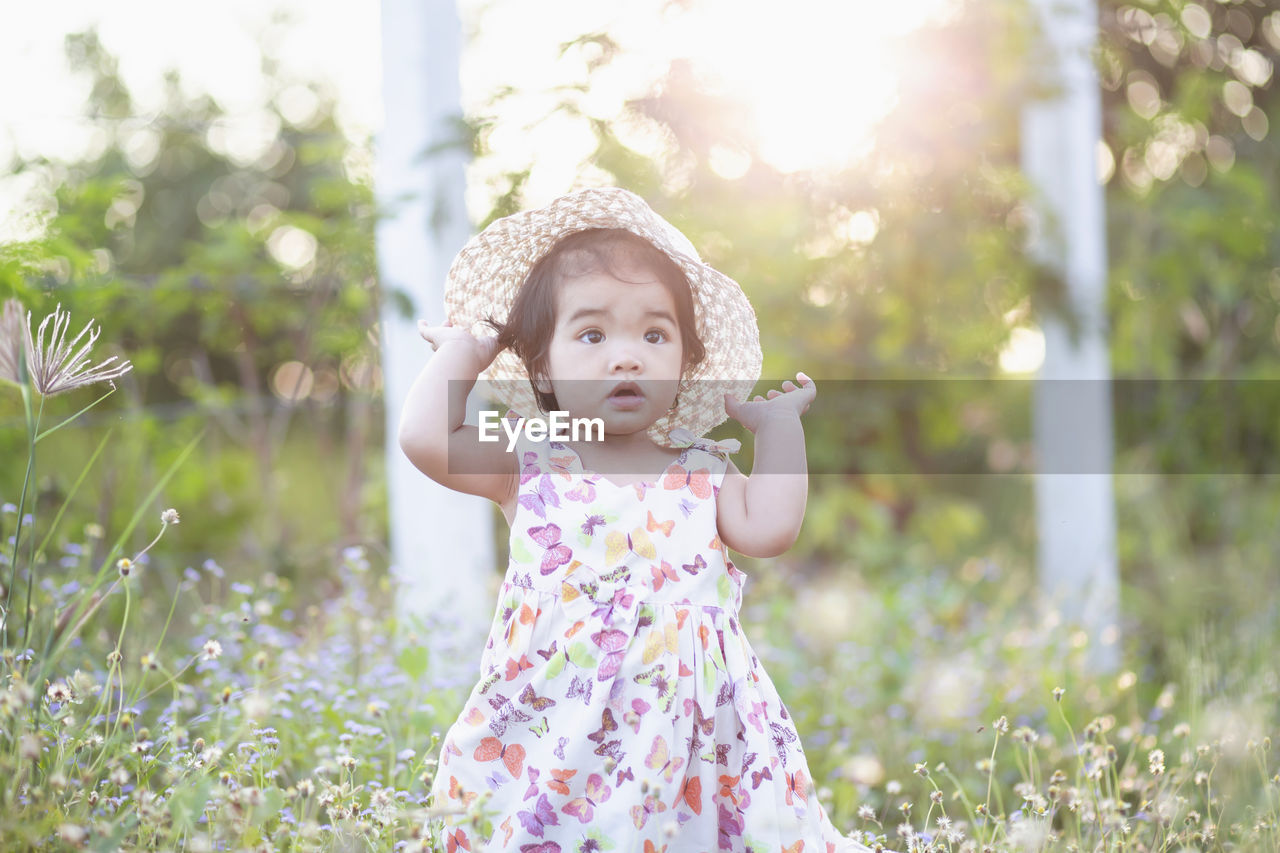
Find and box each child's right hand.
[417,319,502,372]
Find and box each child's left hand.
[723,372,816,434]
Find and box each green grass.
[1,512,1276,851]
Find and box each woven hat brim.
[444,187,762,445]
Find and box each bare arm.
[715,374,815,558]
[397,320,517,506]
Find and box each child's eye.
[644,329,668,344]
[578,329,604,344]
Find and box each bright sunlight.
[458,0,961,212]
[666,0,958,173]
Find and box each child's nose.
[608,346,642,374]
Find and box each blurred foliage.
[1094,0,1280,676]
[0,0,1278,692]
[464,0,1052,588]
[459,0,1280,684]
[0,29,387,600]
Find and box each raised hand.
[417,318,502,373]
[723,372,816,434]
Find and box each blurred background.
[1,0,1278,829]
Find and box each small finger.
[753,395,764,402]
[766,389,782,399]
[781,381,797,392]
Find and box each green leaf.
[167,775,213,833]
[397,644,430,680]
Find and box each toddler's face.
[541,267,684,438]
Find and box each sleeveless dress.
[430,418,872,853]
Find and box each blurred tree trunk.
[1023,0,1120,672]
[377,0,492,665]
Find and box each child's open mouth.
[607,381,646,410]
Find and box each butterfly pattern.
[430,415,872,852]
[527,524,572,576]
[560,771,612,823]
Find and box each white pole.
[1021,0,1120,672]
[376,0,493,673]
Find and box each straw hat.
[444,187,761,446]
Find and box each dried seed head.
[20,733,43,760]
[45,681,73,704]
[19,302,133,397]
[57,823,87,845]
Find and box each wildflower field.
[1,299,1278,852]
[5,1,1280,844]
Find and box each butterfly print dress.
[430,418,872,853]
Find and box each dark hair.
[484,228,706,415]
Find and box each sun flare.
[668,0,957,173]
[460,0,959,211]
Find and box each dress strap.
[668,427,739,492]
[667,427,741,456]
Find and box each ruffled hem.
[430,582,871,852]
